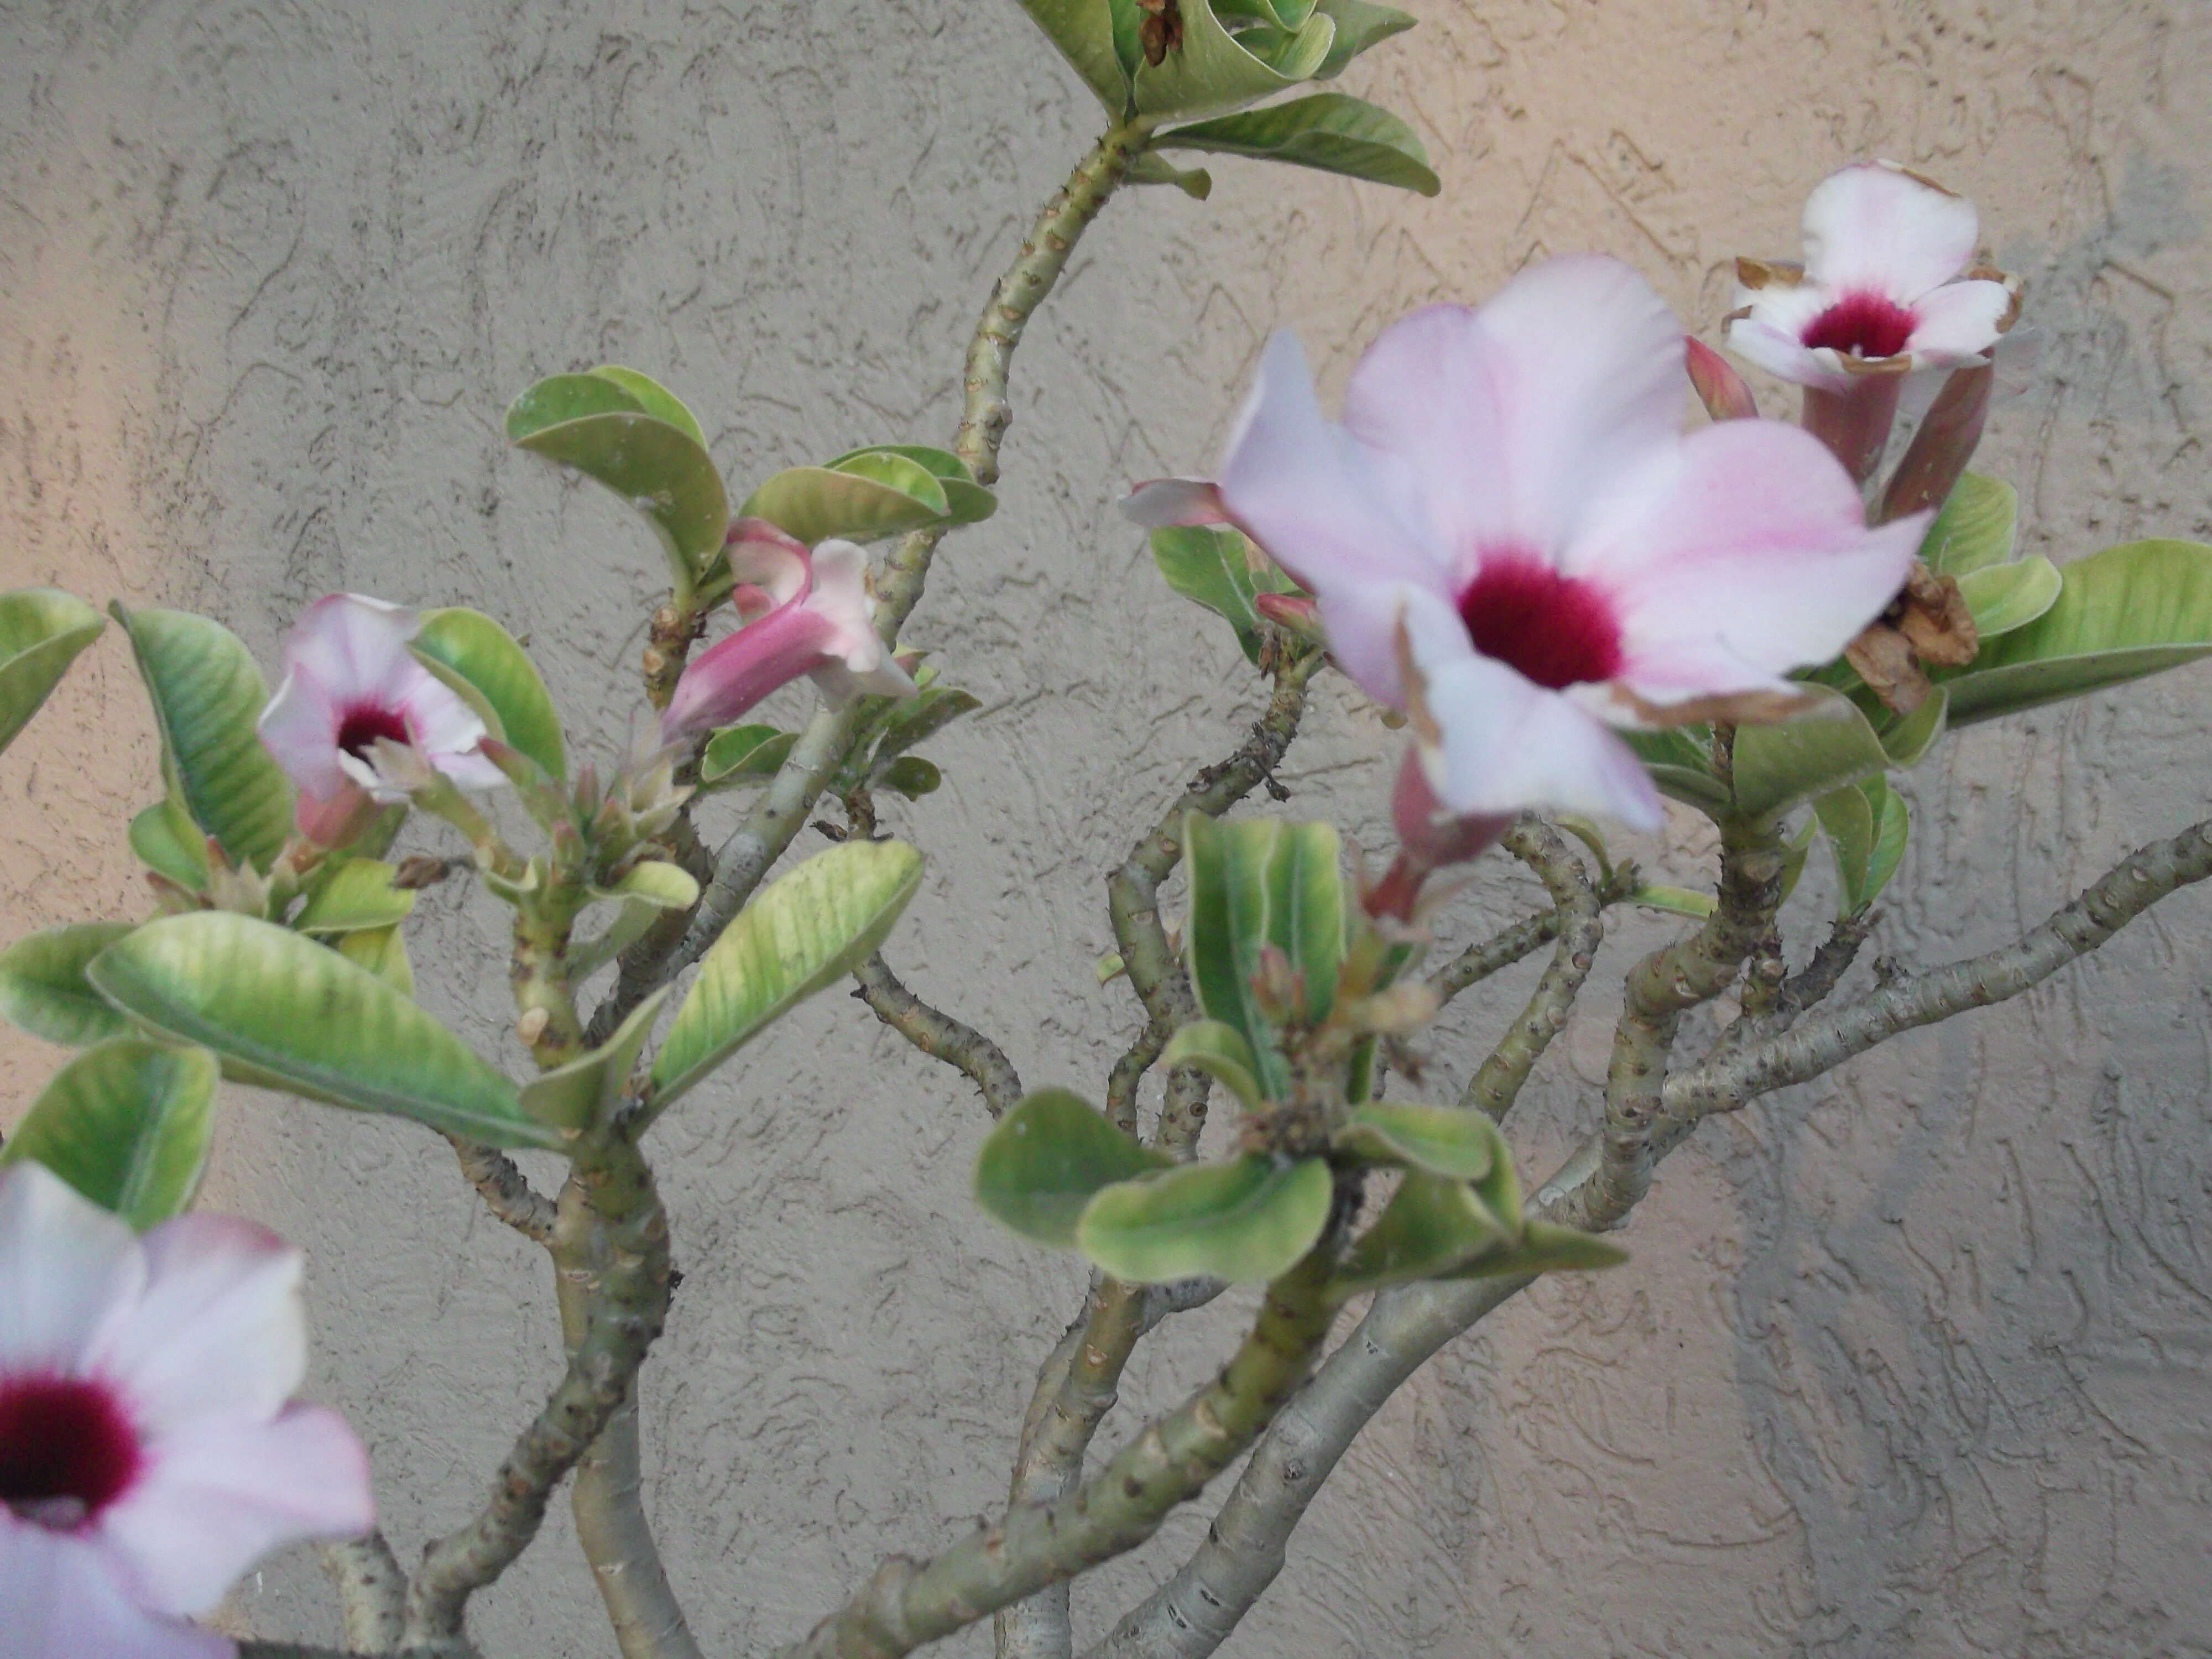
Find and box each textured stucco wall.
[4,2,2210,1655]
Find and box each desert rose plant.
[2,6,2209,1657]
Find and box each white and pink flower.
[257,594,505,842]
[1133,254,1926,831]
[1723,161,2020,394]
[0,1161,373,1658]
[660,519,915,742]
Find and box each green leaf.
[873,755,942,799]
[0,588,104,759]
[1310,0,1414,77]
[0,922,138,1047]
[1873,685,1948,769]
[505,372,651,437]
[1332,1169,1507,1297]
[649,838,924,1114]
[1730,687,1892,823]
[1819,777,1912,918]
[1159,1019,1267,1109]
[1,1039,218,1229]
[585,366,708,450]
[1157,93,1438,195]
[411,608,566,779]
[1447,1219,1629,1279]
[510,405,729,591]
[1126,153,1214,198]
[1264,820,1344,1024]
[1009,0,1131,113]
[974,1087,1170,1248]
[519,988,669,1135]
[86,912,554,1149]
[1860,778,1910,910]
[824,445,997,526]
[1150,525,1296,666]
[1182,814,1290,1097]
[571,862,699,980]
[700,724,797,786]
[111,605,294,874]
[1335,1102,1501,1180]
[1076,1154,1332,1284]
[1623,727,1731,815]
[874,686,982,763]
[738,462,948,549]
[1133,0,1335,118]
[294,859,416,936]
[336,925,415,998]
[129,796,211,889]
[1936,540,2212,725]
[1956,555,2062,640]
[1918,473,2016,576]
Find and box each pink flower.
[257,595,504,833]
[1141,255,1925,828]
[1724,161,2020,394]
[660,519,915,742]
[0,1162,373,1657]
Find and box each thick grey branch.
[404,1138,672,1642]
[1091,815,2212,1659]
[319,1532,408,1653]
[446,1136,556,1245]
[1458,820,1604,1121]
[854,951,1024,1118]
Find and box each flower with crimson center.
[1130,253,1928,830]
[0,1161,373,1657]
[660,519,914,743]
[257,593,506,843]
[1724,161,2020,394]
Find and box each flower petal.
[0,1164,144,1374]
[1218,332,1447,701]
[86,1216,305,1437]
[97,1405,372,1618]
[1801,161,1980,301]
[1563,420,1924,701]
[1904,277,2016,366]
[724,518,811,606]
[254,670,348,802]
[1342,258,1688,565]
[279,594,418,692]
[660,603,841,740]
[803,541,913,706]
[1401,589,1663,828]
[0,1521,231,1659]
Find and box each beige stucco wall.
[4,2,2210,1655]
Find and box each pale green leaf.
[86,912,551,1149]
[1,1039,218,1229]
[0,922,138,1047]
[649,839,924,1114]
[1957,555,2062,640]
[700,724,797,787]
[129,796,211,890]
[335,924,414,998]
[1918,473,2016,576]
[1126,153,1214,198]
[1009,0,1131,113]
[1157,93,1438,195]
[585,366,708,450]
[1311,0,1414,76]
[1077,1154,1332,1284]
[510,405,729,590]
[1447,1219,1628,1279]
[0,588,104,759]
[1335,1102,1501,1180]
[1159,1019,1266,1109]
[1936,539,2212,724]
[412,608,566,779]
[824,445,996,526]
[1332,1168,1507,1297]
[1133,0,1335,118]
[112,605,294,874]
[1150,526,1297,667]
[974,1087,1169,1248]
[294,859,415,936]
[1731,687,1892,822]
[738,463,948,549]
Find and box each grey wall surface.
[4,2,2210,1655]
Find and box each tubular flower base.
[0,1164,373,1659]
